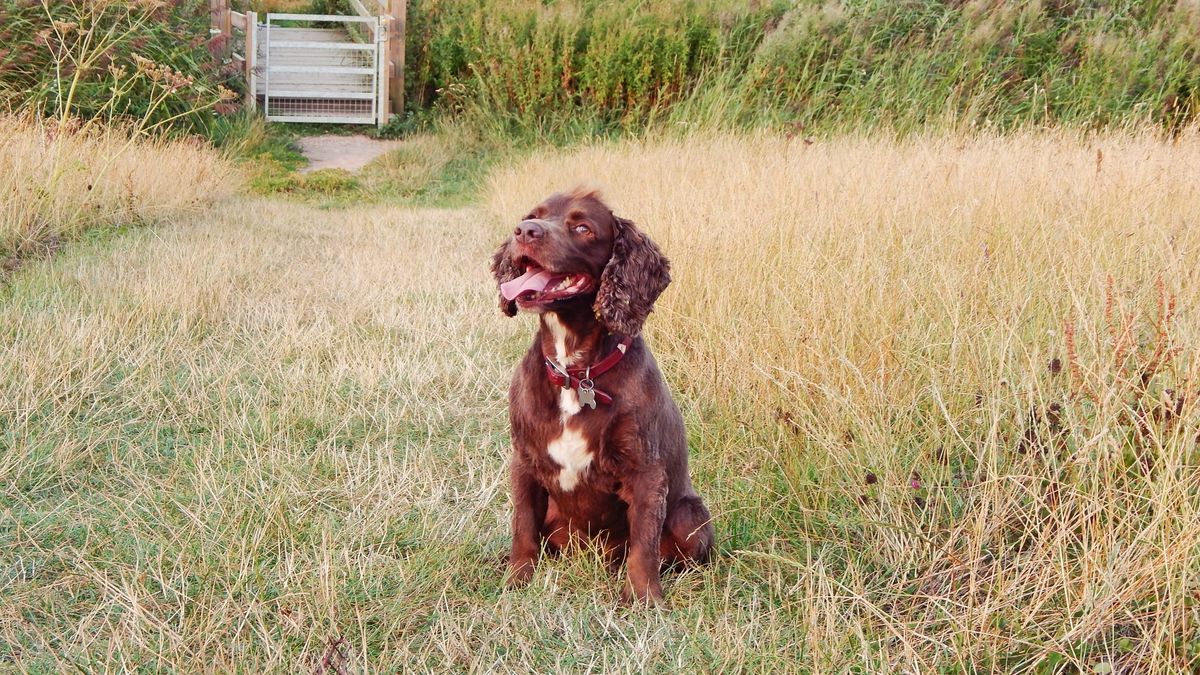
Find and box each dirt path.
[295,134,404,173]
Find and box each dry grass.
[488,131,1200,670]
[1,131,1198,671]
[361,135,454,197]
[0,115,235,265]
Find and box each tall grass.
[487,130,1200,670]
[8,0,1195,146]
[407,0,1200,139]
[0,114,236,266]
[406,0,784,138]
[737,0,1200,133]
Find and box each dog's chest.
[540,313,594,491]
[545,425,592,491]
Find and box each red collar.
[543,336,633,407]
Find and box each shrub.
[405,0,787,137]
[742,0,1200,132]
[0,0,241,137]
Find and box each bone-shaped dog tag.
[577,378,597,409]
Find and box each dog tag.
[577,378,597,409]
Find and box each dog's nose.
[514,220,545,243]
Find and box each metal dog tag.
[577,378,597,409]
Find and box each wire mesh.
[260,16,379,124]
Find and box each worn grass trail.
[0,200,798,672]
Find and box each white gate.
[259,13,386,127]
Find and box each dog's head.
[491,188,670,336]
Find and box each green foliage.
[6,0,1198,146]
[405,0,785,137]
[241,123,500,207]
[0,0,240,136]
[404,0,1200,139]
[297,168,360,193]
[306,0,352,13]
[741,0,1200,132]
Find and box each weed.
[0,0,240,137]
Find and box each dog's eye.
[574,223,591,235]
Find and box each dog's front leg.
[507,452,547,587]
[620,467,667,605]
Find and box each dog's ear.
[594,216,670,336]
[491,239,518,317]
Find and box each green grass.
[233,120,507,208]
[4,1,1200,670]
[4,130,1199,671]
[402,0,1200,140]
[6,0,1198,150]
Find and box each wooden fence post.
[209,0,221,34]
[210,0,229,36]
[245,11,257,110]
[377,15,388,127]
[388,0,405,117]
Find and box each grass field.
[2,130,1199,671]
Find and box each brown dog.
[491,188,714,604]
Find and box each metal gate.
[259,13,386,126]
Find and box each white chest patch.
[544,312,582,418]
[543,313,575,368]
[558,388,581,417]
[547,425,592,491]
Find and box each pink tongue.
[500,268,558,301]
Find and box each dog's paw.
[620,581,665,608]
[505,559,536,588]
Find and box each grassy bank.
[407,0,1200,139]
[2,130,1196,671]
[7,0,1199,179]
[0,115,235,275]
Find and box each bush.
[405,0,787,138]
[741,0,1200,132]
[0,0,241,137]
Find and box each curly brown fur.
[593,217,671,337]
[491,240,520,317]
